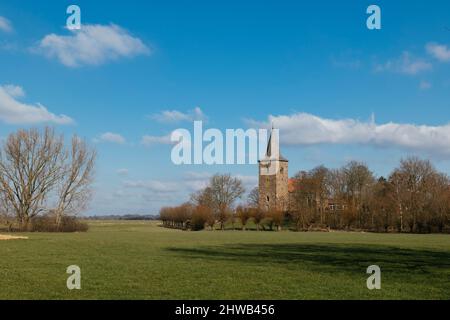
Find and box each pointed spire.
[266,121,276,157]
[264,121,287,162]
[266,128,272,157]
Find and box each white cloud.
[251,112,450,157]
[182,171,212,192]
[35,24,150,67]
[124,180,179,193]
[0,16,12,33]
[184,171,212,180]
[374,52,432,75]
[235,175,258,188]
[141,133,173,146]
[426,42,450,62]
[98,132,126,144]
[419,80,432,90]
[150,107,206,123]
[2,84,25,97]
[123,173,256,201]
[0,84,73,125]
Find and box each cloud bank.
[250,112,450,156]
[0,84,73,124]
[121,172,257,204]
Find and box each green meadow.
[0,220,449,300]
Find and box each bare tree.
[236,205,251,230]
[291,171,318,227]
[341,161,375,228]
[210,174,245,209]
[389,157,442,233]
[250,208,265,231]
[191,186,214,208]
[54,136,96,229]
[0,128,64,230]
[310,166,330,224]
[191,187,216,229]
[0,191,14,231]
[0,127,96,231]
[247,187,259,208]
[389,170,405,231]
[267,209,284,231]
[426,172,450,232]
[369,177,396,232]
[192,174,245,230]
[326,168,346,228]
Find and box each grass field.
[0,220,449,300]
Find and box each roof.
[288,178,297,192]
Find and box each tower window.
[266,196,270,202]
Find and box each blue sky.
[1,0,450,214]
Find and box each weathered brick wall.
[258,160,289,212]
[276,161,289,211]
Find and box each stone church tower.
[258,128,288,212]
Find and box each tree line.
[160,157,450,233]
[0,127,95,232]
[290,158,450,233]
[159,173,315,231]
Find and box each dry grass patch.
[0,234,28,240]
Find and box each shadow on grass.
[166,243,450,277]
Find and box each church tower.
[258,127,288,212]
